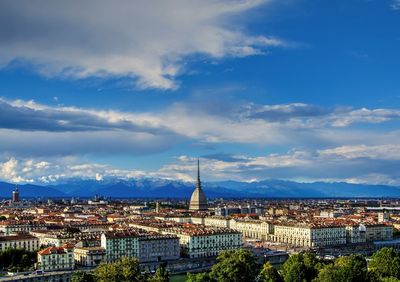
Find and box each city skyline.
[1,0,400,186]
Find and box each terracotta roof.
[38,246,68,255]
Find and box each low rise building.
[0,235,40,252]
[74,246,106,267]
[0,221,47,235]
[101,229,180,263]
[163,225,242,258]
[37,245,75,271]
[364,223,393,242]
[229,219,271,240]
[270,222,347,248]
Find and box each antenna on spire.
[196,158,201,189]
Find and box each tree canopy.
[369,247,400,279]
[0,248,36,271]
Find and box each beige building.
[0,221,46,235]
[163,225,242,258]
[37,245,75,271]
[74,246,106,267]
[204,216,230,228]
[30,230,74,247]
[270,223,347,248]
[229,219,271,240]
[0,235,40,252]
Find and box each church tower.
[189,159,208,211]
[12,186,20,202]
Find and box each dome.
[189,187,208,211]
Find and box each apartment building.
[163,225,242,258]
[0,221,47,235]
[364,223,393,241]
[270,223,347,248]
[74,246,106,267]
[101,229,180,263]
[0,235,40,252]
[229,219,271,240]
[37,244,75,271]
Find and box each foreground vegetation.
[187,247,400,282]
[0,248,36,272]
[69,247,400,282]
[71,258,169,282]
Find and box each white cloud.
[0,0,284,89]
[2,98,400,158]
[0,157,146,184]
[318,144,400,160]
[2,141,400,185]
[155,144,400,185]
[391,0,400,10]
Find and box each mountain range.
[1,178,400,199]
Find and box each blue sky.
[0,0,399,185]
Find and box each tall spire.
[189,158,207,211]
[196,159,201,189]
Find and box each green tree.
[187,272,213,282]
[94,257,146,282]
[381,277,400,282]
[149,264,169,282]
[334,254,368,282]
[281,252,320,282]
[258,261,283,282]
[117,257,143,282]
[71,271,95,282]
[283,261,307,282]
[369,248,400,279]
[209,249,260,282]
[316,263,343,282]
[94,263,119,282]
[0,248,36,271]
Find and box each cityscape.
[1,1,400,282]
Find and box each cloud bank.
[0,0,283,89]
[1,99,400,185]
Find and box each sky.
[0,0,400,185]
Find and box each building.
[163,225,242,258]
[215,205,265,216]
[138,234,180,263]
[74,246,106,267]
[0,221,47,235]
[101,229,180,263]
[270,222,347,248]
[378,212,390,223]
[364,223,393,241]
[30,230,75,247]
[229,219,271,240]
[189,160,208,211]
[37,245,75,271]
[0,235,40,252]
[346,224,367,244]
[12,187,20,202]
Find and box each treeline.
[72,247,400,282]
[187,247,400,282]
[71,257,169,282]
[0,248,36,272]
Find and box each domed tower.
[189,159,208,211]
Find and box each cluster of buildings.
[0,163,398,278]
